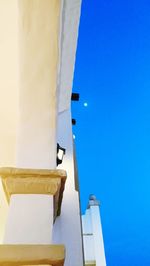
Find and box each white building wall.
[58,0,82,113]
[53,109,84,266]
[0,0,19,167]
[83,235,95,262]
[82,196,106,266]
[0,2,83,266]
[4,195,53,244]
[2,0,60,247]
[0,0,19,243]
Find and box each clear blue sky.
[72,0,150,265]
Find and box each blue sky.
[72,0,150,265]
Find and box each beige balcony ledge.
[0,167,67,220]
[0,244,65,266]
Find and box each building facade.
[0,1,83,266]
[0,1,106,266]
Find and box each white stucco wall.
[58,0,82,113]
[0,0,19,243]
[53,109,84,266]
[0,0,19,167]
[4,194,53,244]
[0,0,60,243]
[0,180,8,243]
[0,4,83,266]
[83,235,95,262]
[16,0,60,169]
[82,203,106,266]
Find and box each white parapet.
[82,195,106,266]
[4,194,53,244]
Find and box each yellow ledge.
[0,245,65,266]
[0,167,67,219]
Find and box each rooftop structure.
[82,195,106,266]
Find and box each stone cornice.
[0,245,65,266]
[0,167,67,220]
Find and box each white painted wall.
[0,180,8,243]
[4,195,53,244]
[2,0,60,245]
[58,0,82,113]
[0,0,19,167]
[83,235,95,262]
[82,199,106,266]
[53,109,84,266]
[16,0,60,169]
[0,4,84,266]
[0,0,19,242]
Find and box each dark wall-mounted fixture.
[72,119,76,125]
[71,93,80,101]
[57,143,66,166]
